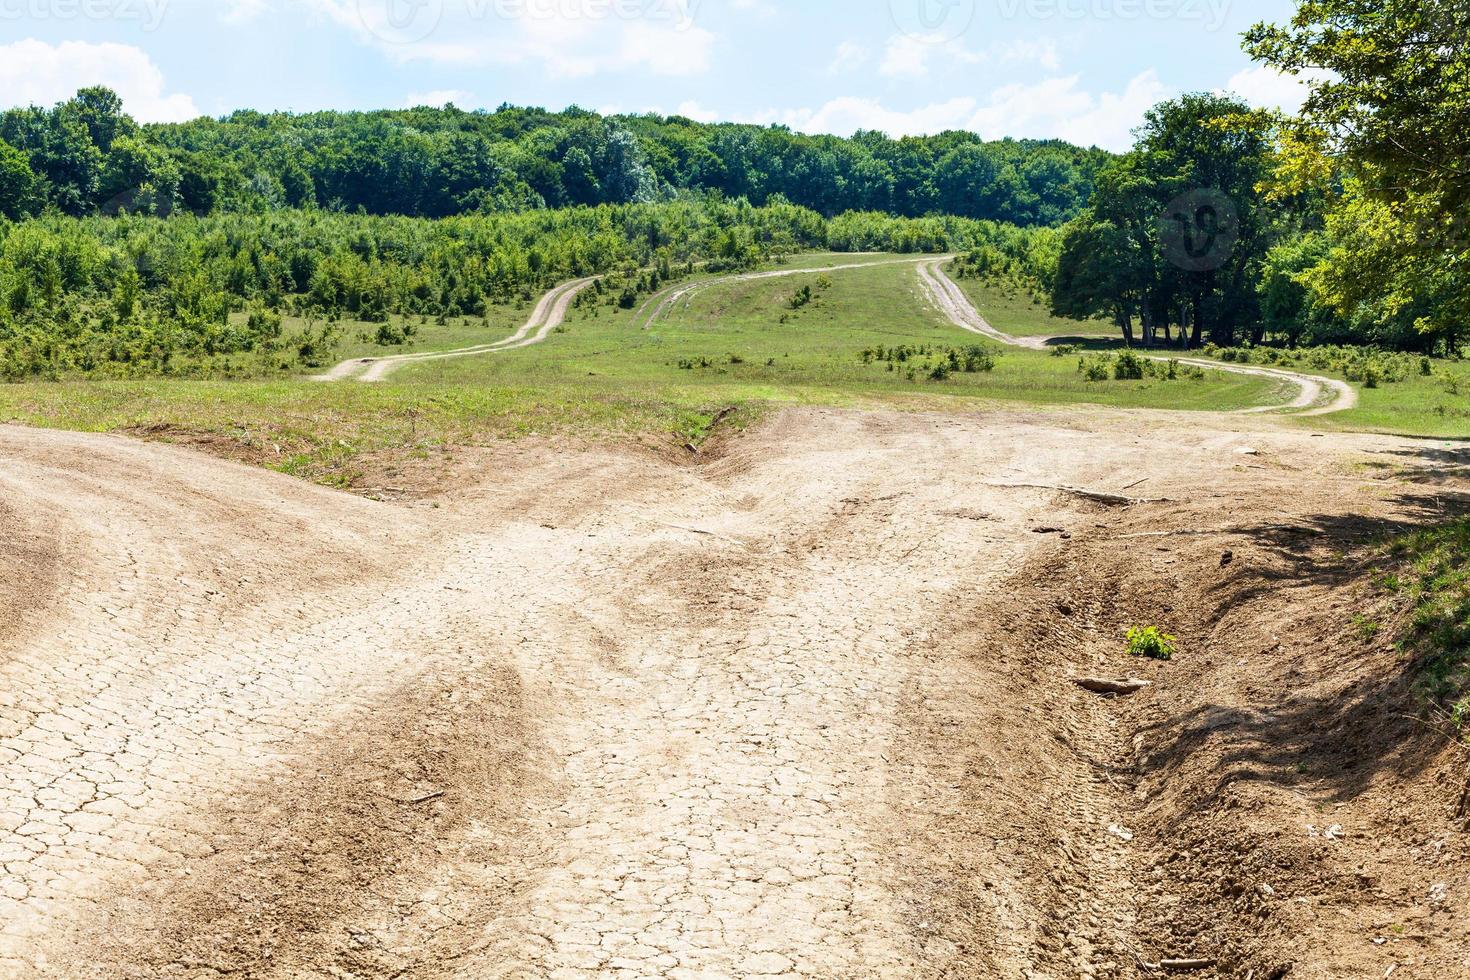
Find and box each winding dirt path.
[917,259,1360,416]
[315,276,599,383]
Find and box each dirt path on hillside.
[314,276,599,383]
[2,406,1454,979]
[917,259,1360,415]
[638,256,939,328]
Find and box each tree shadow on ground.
[1144,470,1470,808]
[1208,489,1470,612]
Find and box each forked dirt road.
[0,404,1449,979]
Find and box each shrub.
[1127,626,1178,662]
[1114,349,1146,381]
[1079,355,1111,382]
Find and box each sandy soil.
[2,403,1465,979]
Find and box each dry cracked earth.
[0,407,1463,979]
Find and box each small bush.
[1114,350,1146,381]
[1127,626,1178,662]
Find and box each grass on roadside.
[1381,519,1470,735]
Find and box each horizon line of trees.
[0,91,1110,228]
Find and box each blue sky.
[0,0,1307,150]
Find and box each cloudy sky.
[0,0,1308,150]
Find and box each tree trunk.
[1118,309,1135,347]
[1189,291,1204,349]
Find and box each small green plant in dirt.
[1127,626,1178,662]
[1352,614,1383,641]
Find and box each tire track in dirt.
[314,275,599,383]
[917,258,1360,416]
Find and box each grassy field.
[0,253,1292,490]
[1308,367,1470,440]
[948,273,1114,339]
[947,263,1470,441]
[400,258,1281,409]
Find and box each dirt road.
[2,404,1451,979]
[917,259,1359,415]
[315,276,599,383]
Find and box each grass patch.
[1382,519,1470,735]
[947,269,1108,339]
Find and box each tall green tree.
[0,139,39,219]
[1246,0,1470,353]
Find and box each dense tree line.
[0,93,1108,227]
[0,196,1048,379]
[1051,2,1469,356]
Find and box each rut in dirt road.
[0,410,1416,978]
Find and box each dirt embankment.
[932,452,1470,979]
[0,410,1465,978]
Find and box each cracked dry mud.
[0,409,1414,978]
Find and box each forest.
[0,92,1106,227]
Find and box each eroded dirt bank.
[0,409,1465,978]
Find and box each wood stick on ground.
[1160,960,1217,973]
[1075,677,1153,696]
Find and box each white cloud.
[879,34,979,79]
[1223,65,1328,114]
[775,97,979,137]
[966,71,1170,150]
[827,40,868,76]
[995,38,1061,72]
[719,71,1169,150]
[878,33,1064,79]
[405,89,476,108]
[220,0,271,25]
[0,40,199,122]
[304,0,714,78]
